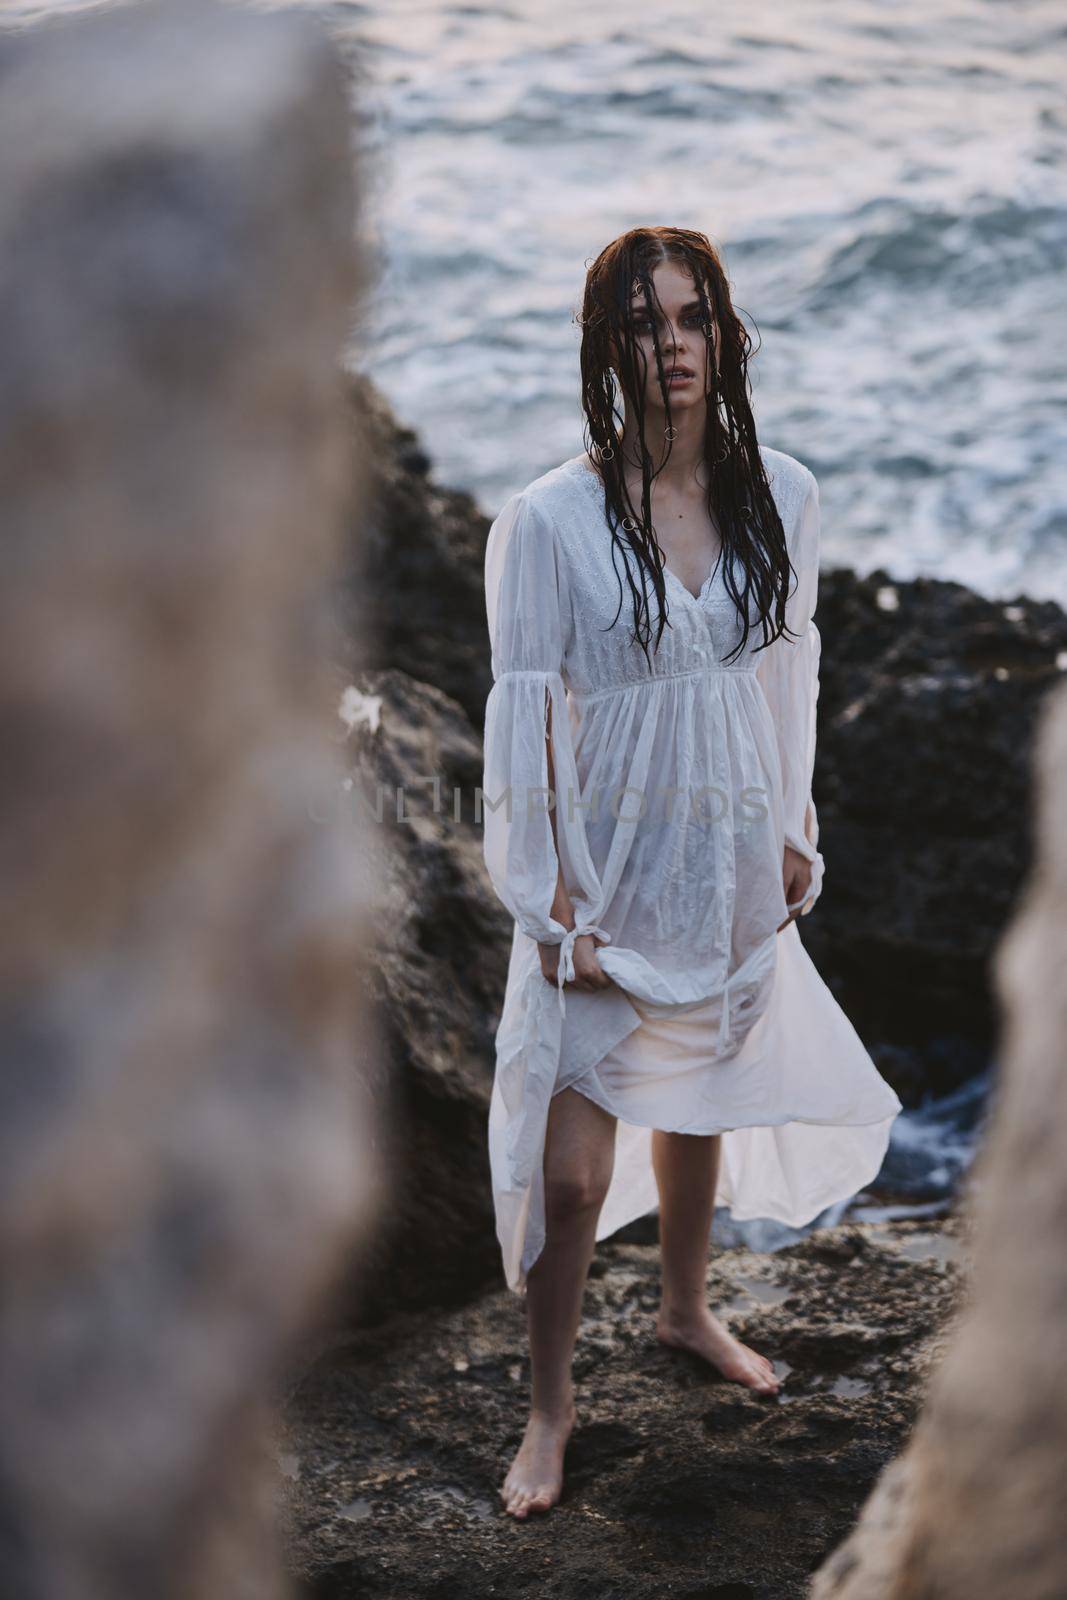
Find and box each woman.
[481,226,902,1519]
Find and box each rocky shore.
[7,5,1060,1594]
[279,1213,970,1599]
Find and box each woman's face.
[616,259,719,419]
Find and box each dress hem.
[552,1072,901,1138]
[510,1107,900,1294]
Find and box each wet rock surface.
[278,1214,969,1600]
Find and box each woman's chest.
[558,516,759,693]
[619,478,724,602]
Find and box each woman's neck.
[619,410,709,495]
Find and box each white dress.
[481,446,902,1294]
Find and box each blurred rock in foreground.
[0,4,380,1598]
[811,677,1067,1597]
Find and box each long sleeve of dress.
[755,469,826,917]
[482,491,611,1009]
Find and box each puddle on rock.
[720,1275,791,1316]
[829,1374,873,1399]
[739,1276,790,1306]
[414,1484,496,1527]
[892,1231,965,1267]
[338,1497,373,1523]
[775,1366,872,1403]
[769,1357,796,1399]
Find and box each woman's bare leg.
[652,1129,779,1395]
[500,1085,617,1519]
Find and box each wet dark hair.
[575,225,798,671]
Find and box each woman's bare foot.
[500,1397,577,1519]
[656,1304,780,1395]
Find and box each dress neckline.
[567,453,724,605]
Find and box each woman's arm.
[755,468,826,919]
[481,490,612,1002]
[542,685,611,994]
[544,695,575,931]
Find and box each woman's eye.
[633,314,706,332]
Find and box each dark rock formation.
[332,373,494,730]
[809,566,1067,1096]
[327,667,512,1327]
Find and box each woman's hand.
[539,931,615,994]
[777,844,813,931]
